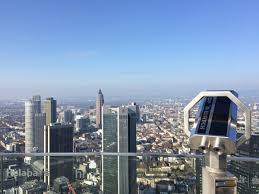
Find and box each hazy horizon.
[0,1,259,98]
[1,87,259,101]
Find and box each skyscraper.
[102,106,137,194]
[229,134,259,194]
[34,113,46,152]
[44,97,57,126]
[32,95,41,113]
[63,109,73,123]
[25,100,36,154]
[128,102,140,123]
[25,95,44,153]
[44,123,73,186]
[25,96,45,163]
[96,89,104,129]
[75,115,90,132]
[127,107,137,193]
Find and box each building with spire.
[96,89,104,129]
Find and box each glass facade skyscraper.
[34,113,46,152]
[229,134,259,194]
[32,95,41,114]
[44,123,74,186]
[102,106,137,194]
[25,95,44,154]
[44,97,57,126]
[63,109,73,123]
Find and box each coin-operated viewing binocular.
[184,90,251,194]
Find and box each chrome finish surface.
[184,90,252,194]
[184,90,251,147]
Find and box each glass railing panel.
[0,154,102,194]
[2,153,259,194]
[136,155,199,194]
[0,153,205,194]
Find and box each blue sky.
[0,0,259,98]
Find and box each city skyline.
[0,1,259,99]
[1,87,259,193]
[1,1,259,193]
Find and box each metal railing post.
[1,156,3,194]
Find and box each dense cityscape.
[0,89,259,194]
[0,0,258,193]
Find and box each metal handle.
[183,91,251,147]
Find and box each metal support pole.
[202,151,237,194]
[1,156,3,194]
[204,152,227,171]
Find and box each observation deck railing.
[0,152,258,194]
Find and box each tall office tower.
[75,115,90,132]
[63,109,73,123]
[25,96,44,154]
[102,106,137,194]
[44,123,73,186]
[127,106,138,194]
[96,89,104,129]
[25,100,36,154]
[32,95,41,113]
[128,102,141,123]
[34,113,46,152]
[44,97,57,126]
[229,134,259,194]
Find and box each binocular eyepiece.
[198,136,208,153]
[198,136,224,155]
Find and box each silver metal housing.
[184,90,251,151]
